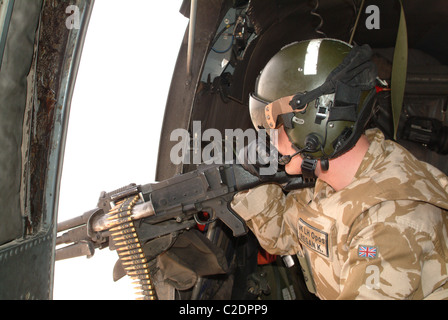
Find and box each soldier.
[231,38,448,299]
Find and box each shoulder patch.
[358,245,378,259]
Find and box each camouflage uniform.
[231,128,448,299]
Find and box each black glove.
[235,136,279,178]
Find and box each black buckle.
[301,158,317,181]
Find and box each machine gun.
[56,163,313,299]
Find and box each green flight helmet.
[249,38,378,170]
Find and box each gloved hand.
[235,135,279,177]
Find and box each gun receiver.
[57,163,312,257]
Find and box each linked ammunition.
[109,195,157,300]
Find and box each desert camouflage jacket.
[231,128,448,300]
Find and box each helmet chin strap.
[279,150,329,181]
[278,149,318,181]
[301,158,318,181]
[278,133,329,180]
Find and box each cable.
[211,35,234,54]
[349,0,365,45]
[310,0,327,38]
[211,23,235,53]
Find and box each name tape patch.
[298,218,329,257]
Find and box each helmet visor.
[249,93,270,131]
[249,93,303,131]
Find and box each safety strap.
[296,253,316,294]
[391,0,408,140]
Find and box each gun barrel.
[57,208,99,233]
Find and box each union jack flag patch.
[358,245,377,259]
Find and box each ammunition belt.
[107,195,157,300]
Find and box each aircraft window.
[53,0,187,300]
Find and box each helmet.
[249,38,377,173]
